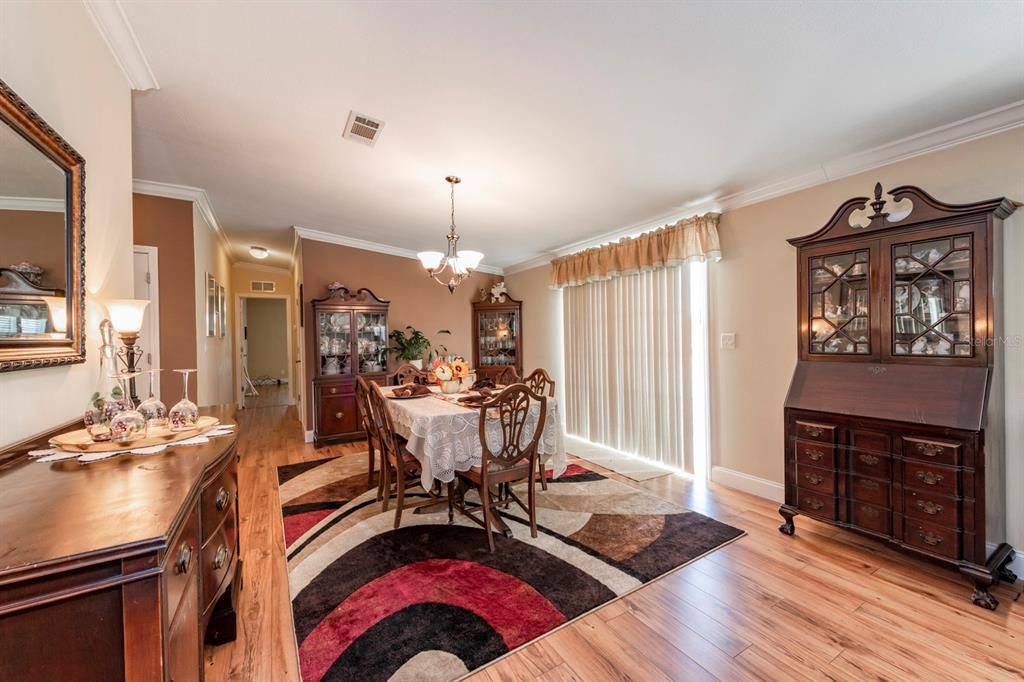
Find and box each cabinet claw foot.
[778,505,796,536]
[971,587,998,611]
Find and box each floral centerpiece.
[431,357,470,394]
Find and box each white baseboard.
[986,543,1024,579]
[304,429,314,443]
[711,466,785,503]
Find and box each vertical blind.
[563,264,698,473]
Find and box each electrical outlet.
[720,332,737,350]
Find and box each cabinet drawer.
[796,489,835,520]
[795,441,834,469]
[797,464,835,495]
[848,429,891,455]
[795,420,836,444]
[850,450,891,479]
[851,502,890,536]
[166,503,199,622]
[849,475,889,507]
[319,395,358,436]
[319,382,352,398]
[903,518,960,560]
[201,505,237,611]
[903,437,961,467]
[903,460,958,496]
[904,488,959,529]
[201,459,237,544]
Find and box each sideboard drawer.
[903,436,961,467]
[850,450,892,479]
[796,441,834,469]
[201,505,237,611]
[849,474,889,507]
[903,518,960,560]
[166,503,200,622]
[904,488,960,529]
[795,488,835,520]
[201,459,237,544]
[903,460,959,497]
[797,464,835,495]
[795,420,836,444]
[851,502,890,536]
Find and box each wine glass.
[138,369,168,434]
[110,372,147,444]
[169,369,199,432]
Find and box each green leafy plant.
[388,327,433,361]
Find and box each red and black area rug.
[278,455,743,682]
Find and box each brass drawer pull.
[860,505,879,518]
[329,387,338,394]
[859,454,879,466]
[805,426,824,438]
[335,412,344,420]
[859,479,880,490]
[805,498,824,511]
[804,472,825,485]
[805,448,825,462]
[174,543,193,575]
[916,470,944,486]
[916,442,943,458]
[916,499,944,516]
[918,531,943,547]
[213,544,230,570]
[215,486,231,512]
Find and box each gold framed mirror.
[0,78,85,372]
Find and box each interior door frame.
[235,293,294,407]
[133,245,161,396]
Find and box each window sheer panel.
[563,265,695,472]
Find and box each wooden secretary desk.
[779,183,1017,609]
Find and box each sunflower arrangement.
[431,357,470,383]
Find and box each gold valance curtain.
[550,212,721,288]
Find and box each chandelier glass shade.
[417,176,484,293]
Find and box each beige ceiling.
[124,0,1024,270]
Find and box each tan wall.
[0,2,134,447]
[194,205,234,405]
[505,264,564,424]
[245,298,289,380]
[300,239,497,424]
[133,194,198,402]
[0,209,66,289]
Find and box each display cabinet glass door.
[477,310,518,367]
[890,233,974,357]
[808,249,872,355]
[318,311,351,376]
[356,311,388,373]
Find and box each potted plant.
[388,326,433,369]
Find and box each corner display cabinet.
[778,183,1017,610]
[472,293,523,383]
[311,286,389,446]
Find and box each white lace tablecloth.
[384,386,566,490]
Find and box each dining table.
[382,384,566,492]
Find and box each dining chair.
[448,384,548,552]
[367,381,435,528]
[355,375,382,498]
[388,362,430,386]
[496,366,520,385]
[523,368,556,489]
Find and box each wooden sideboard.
[0,405,242,681]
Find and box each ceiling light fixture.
[249,246,270,259]
[417,176,483,293]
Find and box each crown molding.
[293,225,505,275]
[82,0,159,91]
[0,196,65,212]
[504,254,555,276]
[132,179,233,260]
[503,99,1024,268]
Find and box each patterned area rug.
[278,454,744,682]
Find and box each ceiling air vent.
[250,280,276,293]
[342,110,385,146]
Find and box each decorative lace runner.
[384,386,566,489]
[29,424,237,464]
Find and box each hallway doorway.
[238,295,293,408]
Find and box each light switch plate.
[720,332,737,350]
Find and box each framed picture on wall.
[217,284,226,337]
[206,273,217,337]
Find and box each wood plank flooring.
[206,402,1024,681]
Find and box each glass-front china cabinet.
[472,292,522,383]
[781,183,1017,610]
[311,286,389,446]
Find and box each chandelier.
[417,176,483,293]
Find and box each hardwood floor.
[207,402,1024,681]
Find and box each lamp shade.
[458,250,484,271]
[106,299,150,334]
[41,296,68,334]
[417,251,445,271]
